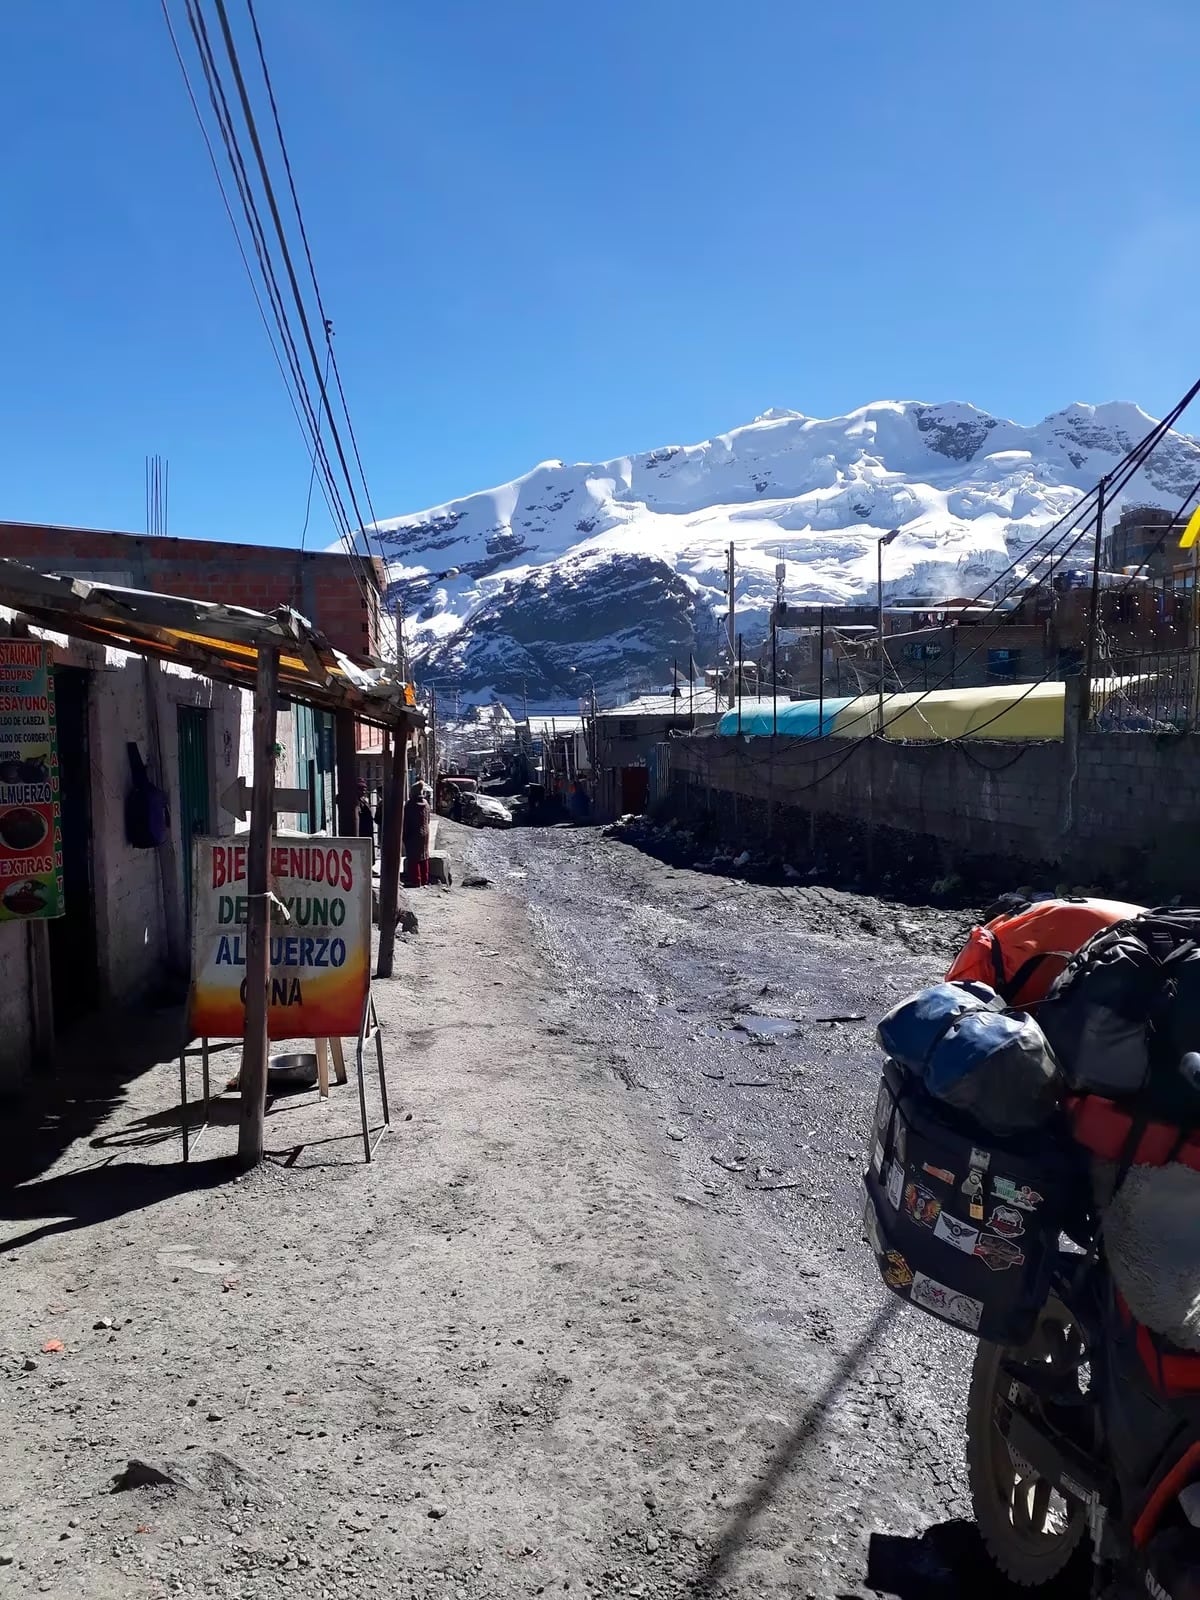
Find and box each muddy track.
[468,824,1016,1597]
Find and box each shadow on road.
[694,1299,899,1593]
[0,1003,187,1191]
[866,1522,1032,1597]
[0,1156,234,1253]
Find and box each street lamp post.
[877,529,901,731]
[570,668,599,776]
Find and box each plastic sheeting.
[717,679,1143,743]
[716,697,853,738]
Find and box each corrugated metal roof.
[0,558,421,729]
[598,689,719,720]
[525,715,585,736]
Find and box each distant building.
[1104,505,1187,578]
[593,691,720,818]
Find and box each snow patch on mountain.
[352,400,1200,704]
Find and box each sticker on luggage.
[903,1182,941,1229]
[909,1272,983,1331]
[883,1251,914,1289]
[992,1177,1043,1211]
[973,1234,1026,1272]
[988,1205,1026,1239]
[933,1211,979,1255]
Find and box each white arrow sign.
[219,776,310,822]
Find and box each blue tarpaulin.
[717,697,854,738]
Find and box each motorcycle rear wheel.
[966,1299,1093,1589]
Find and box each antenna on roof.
[145,454,169,536]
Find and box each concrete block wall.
[665,730,1200,897]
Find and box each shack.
[0,560,420,1090]
[593,691,719,819]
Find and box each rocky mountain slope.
[356,400,1200,705]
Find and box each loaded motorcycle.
[864,916,1200,1598]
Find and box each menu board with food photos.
[0,640,63,922]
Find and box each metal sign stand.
[356,987,391,1163]
[178,982,390,1165]
[178,1036,230,1163]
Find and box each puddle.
[733,1014,803,1041]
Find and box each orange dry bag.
[946,897,1146,1007]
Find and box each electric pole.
[726,541,736,709]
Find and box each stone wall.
[661,730,1200,896]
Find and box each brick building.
[0,520,396,775]
[0,529,410,1088]
[0,521,391,663]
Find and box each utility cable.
[180,0,360,559]
[180,0,375,612]
[299,344,332,552]
[241,0,388,567]
[161,0,343,548]
[210,0,379,592]
[720,386,1200,779]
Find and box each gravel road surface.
[468,822,1002,1597]
[0,821,1009,1600]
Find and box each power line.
[175,0,375,612]
[178,0,357,553]
[208,0,380,579]
[241,0,388,563]
[160,0,344,548]
[300,345,331,552]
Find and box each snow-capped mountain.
[355,400,1200,706]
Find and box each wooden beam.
[334,709,359,837]
[238,645,279,1170]
[375,725,408,979]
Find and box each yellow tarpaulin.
[825,678,1144,742]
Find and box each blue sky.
[3,0,1199,547]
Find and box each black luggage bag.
[863,1058,1085,1344]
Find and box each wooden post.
[334,708,359,836]
[238,646,279,1170]
[375,721,408,979]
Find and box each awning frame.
[0,558,421,731]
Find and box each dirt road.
[2,822,991,1599]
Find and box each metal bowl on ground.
[267,1052,319,1092]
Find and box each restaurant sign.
[189,834,372,1040]
[0,640,63,922]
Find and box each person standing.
[402,781,432,888]
[356,780,376,862]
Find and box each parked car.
[437,775,478,819]
[461,792,513,829]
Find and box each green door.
[293,704,334,832]
[177,707,212,923]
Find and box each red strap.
[1066,1094,1200,1171]
[1134,1440,1200,1548]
